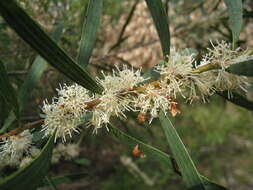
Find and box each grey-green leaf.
[226,59,253,76]
[224,0,243,48]
[78,0,103,67]
[0,60,19,118]
[0,1,102,94]
[0,134,55,190]
[145,0,170,56]
[109,124,227,189]
[159,111,205,189]
[109,125,172,166]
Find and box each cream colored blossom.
[133,84,171,122]
[91,67,145,131]
[156,48,195,98]
[41,84,92,141]
[0,130,33,162]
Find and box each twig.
[0,119,43,139]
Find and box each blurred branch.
[109,0,140,52]
[7,70,28,75]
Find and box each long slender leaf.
[109,125,172,166]
[18,24,64,109]
[145,0,170,56]
[0,25,64,133]
[77,0,103,67]
[41,172,89,187]
[0,134,55,190]
[224,0,243,48]
[0,60,19,118]
[218,91,253,111]
[45,176,58,190]
[226,59,253,76]
[159,111,205,189]
[0,1,102,94]
[109,124,227,189]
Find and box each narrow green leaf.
[0,1,102,94]
[18,24,64,109]
[41,172,89,186]
[109,125,227,189]
[0,134,55,190]
[109,125,172,166]
[78,0,103,67]
[45,176,58,190]
[0,60,19,118]
[218,91,253,111]
[159,111,205,189]
[224,0,243,48]
[0,25,64,133]
[202,176,229,190]
[226,59,253,76]
[145,0,170,56]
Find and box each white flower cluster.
[41,41,251,141]
[194,41,250,99]
[154,41,250,103]
[42,84,92,141]
[92,67,145,132]
[51,143,80,164]
[0,130,40,169]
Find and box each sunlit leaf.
[145,0,170,56]
[78,0,103,67]
[159,111,205,189]
[224,0,243,48]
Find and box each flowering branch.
[0,41,252,143]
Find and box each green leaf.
[77,0,103,67]
[18,24,64,110]
[217,91,253,111]
[0,60,19,118]
[109,124,227,189]
[224,0,243,48]
[42,172,89,186]
[0,1,102,94]
[159,111,205,189]
[109,125,172,166]
[0,25,64,133]
[0,134,55,190]
[202,176,228,190]
[226,59,253,76]
[145,0,170,56]
[45,176,58,190]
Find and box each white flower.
[91,67,144,131]
[133,84,171,122]
[41,84,92,141]
[200,40,253,69]
[195,40,250,98]
[0,130,32,159]
[156,48,195,98]
[0,130,33,168]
